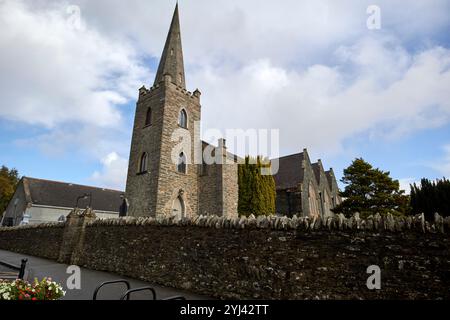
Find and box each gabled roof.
[23,177,123,213]
[271,152,305,190]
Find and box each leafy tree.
[0,166,20,215]
[410,178,450,220]
[333,158,409,218]
[238,156,275,216]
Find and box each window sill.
[143,124,153,129]
[137,171,148,176]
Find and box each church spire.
[154,3,186,88]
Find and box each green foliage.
[0,278,65,300]
[333,158,409,218]
[410,178,450,220]
[0,166,20,214]
[238,156,276,216]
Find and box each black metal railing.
[120,286,157,300]
[93,279,131,300]
[0,258,28,280]
[93,279,186,300]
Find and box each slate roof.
[271,153,305,190]
[23,177,123,213]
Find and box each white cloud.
[431,145,450,178]
[15,125,130,159]
[90,152,128,190]
[1,0,450,188]
[0,0,148,128]
[398,178,419,194]
[68,0,450,67]
[193,40,450,157]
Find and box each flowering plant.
[0,277,65,300]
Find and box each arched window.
[178,109,187,129]
[139,152,148,173]
[145,107,152,126]
[177,152,186,174]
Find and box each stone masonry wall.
[220,162,239,218]
[301,151,321,218]
[78,214,450,299]
[0,223,64,260]
[155,79,201,218]
[199,164,219,216]
[125,85,164,217]
[1,213,449,299]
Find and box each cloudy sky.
[1,0,450,192]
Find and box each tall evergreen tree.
[410,178,450,220]
[238,156,276,216]
[333,158,409,218]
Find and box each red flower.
[32,298,37,301]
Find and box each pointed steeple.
[154,4,186,88]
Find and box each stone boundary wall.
[0,213,449,299]
[0,223,64,260]
[85,212,450,233]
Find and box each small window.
[178,109,187,129]
[177,152,186,174]
[145,107,152,126]
[139,152,148,174]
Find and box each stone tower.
[125,4,202,218]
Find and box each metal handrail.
[93,279,131,300]
[18,259,28,279]
[0,258,27,279]
[120,286,157,300]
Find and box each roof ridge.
[24,176,123,193]
[271,152,304,161]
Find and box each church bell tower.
[125,4,202,218]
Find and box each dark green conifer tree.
[238,156,276,216]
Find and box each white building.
[1,177,123,226]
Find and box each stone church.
[272,150,341,218]
[1,4,342,227]
[124,4,341,219]
[125,4,239,219]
